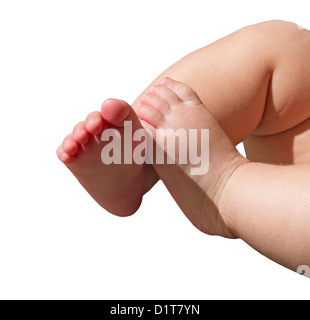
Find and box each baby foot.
[136,78,248,237]
[57,99,147,216]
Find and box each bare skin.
[220,161,310,271]
[136,78,248,238]
[137,78,310,271]
[56,99,147,216]
[57,20,310,270]
[58,20,310,215]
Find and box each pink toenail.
[88,118,96,125]
[61,153,69,162]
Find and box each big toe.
[101,99,141,128]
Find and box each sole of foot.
[57,99,147,216]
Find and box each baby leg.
[138,78,310,272]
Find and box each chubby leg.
[219,161,310,272]
[138,78,310,271]
[134,20,310,199]
[131,21,278,196]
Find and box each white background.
[0,0,309,299]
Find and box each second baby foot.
[136,78,248,237]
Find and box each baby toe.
[136,103,165,128]
[85,111,104,135]
[62,134,79,155]
[57,145,74,163]
[140,92,171,115]
[73,122,89,145]
[149,84,181,107]
[164,78,202,104]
